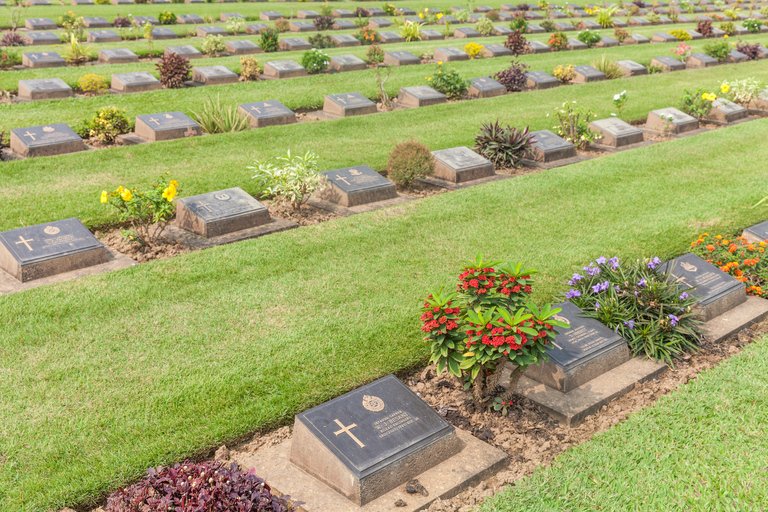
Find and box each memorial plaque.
[549,10,567,19]
[245,23,268,34]
[82,16,110,28]
[397,7,416,15]
[646,107,699,133]
[332,9,354,17]
[596,35,619,47]
[368,18,393,28]
[468,77,506,98]
[629,16,651,25]
[220,12,244,21]
[176,188,271,238]
[324,92,378,118]
[111,72,161,93]
[319,166,397,207]
[226,40,260,55]
[364,7,386,16]
[332,19,357,30]
[238,101,296,128]
[165,45,203,59]
[524,11,542,20]
[650,56,685,71]
[432,146,494,183]
[24,32,61,46]
[566,38,588,50]
[25,18,56,30]
[72,0,95,4]
[573,8,590,16]
[0,218,108,283]
[151,27,178,40]
[263,60,308,79]
[383,51,419,66]
[524,24,544,34]
[17,79,73,101]
[375,32,402,44]
[178,14,205,24]
[710,28,727,37]
[259,11,283,21]
[278,38,312,51]
[524,301,629,393]
[616,59,647,76]
[192,65,239,85]
[197,26,227,37]
[329,54,366,72]
[98,48,139,64]
[686,52,719,69]
[685,29,704,40]
[527,130,577,162]
[22,52,65,69]
[475,4,492,11]
[483,43,513,58]
[433,47,469,62]
[436,14,458,24]
[708,98,748,123]
[420,29,444,40]
[490,26,512,36]
[295,10,319,20]
[28,0,50,5]
[553,22,576,31]
[404,16,424,23]
[524,70,559,90]
[397,85,446,108]
[133,16,159,26]
[525,40,550,54]
[743,220,768,243]
[663,253,746,321]
[613,18,628,28]
[758,46,768,60]
[87,30,122,43]
[589,117,645,147]
[111,0,132,3]
[572,65,606,83]
[10,123,84,159]
[630,33,650,44]
[291,375,460,506]
[152,0,171,4]
[579,19,601,29]
[454,27,481,38]
[289,21,317,32]
[726,49,748,63]
[330,34,360,48]
[135,112,201,142]
[677,15,694,23]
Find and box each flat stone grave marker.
[324,92,377,118]
[364,7,386,16]
[151,27,178,40]
[454,27,481,37]
[87,30,122,43]
[630,16,651,25]
[0,218,108,283]
[22,52,65,69]
[645,107,699,133]
[178,14,205,24]
[613,19,628,28]
[589,117,645,147]
[573,8,590,16]
[483,44,512,57]
[434,47,468,62]
[17,78,73,101]
[72,0,94,4]
[616,59,647,76]
[82,16,110,28]
[493,26,514,36]
[226,40,260,54]
[525,70,559,90]
[369,18,393,28]
[420,29,444,40]
[500,3,515,10]
[710,28,727,37]
[111,72,161,93]
[135,112,201,141]
[727,50,748,63]
[10,123,85,159]
[332,9,354,17]
[290,21,317,32]
[525,12,543,20]
[579,19,601,29]
[567,38,588,50]
[527,130,577,162]
[663,253,746,321]
[708,98,748,123]
[549,10,567,19]
[523,301,630,393]
[378,32,405,43]
[553,22,576,31]
[758,46,768,59]
[24,32,61,46]
[245,23,269,35]
[259,11,283,21]
[468,77,506,98]
[319,165,397,207]
[631,33,650,44]
[263,60,308,79]
[658,15,673,23]
[133,16,159,26]
[650,56,685,71]
[278,38,312,51]
[397,7,416,15]
[291,375,461,506]
[330,34,360,47]
[572,65,606,83]
[176,188,271,238]
[152,0,171,4]
[687,52,719,68]
[220,12,244,21]
[98,48,139,64]
[238,101,296,128]
[525,24,544,33]
[25,18,56,30]
[404,16,424,23]
[111,0,132,3]
[397,85,446,108]
[526,40,550,53]
[687,29,703,39]
[597,36,619,47]
[28,0,50,4]
[197,26,227,37]
[432,147,495,183]
[383,51,420,66]
[677,15,694,23]
[333,19,357,30]
[192,65,239,85]
[475,4,492,11]
[165,45,203,59]
[651,32,679,43]
[329,54,367,72]
[743,220,768,243]
[436,14,458,24]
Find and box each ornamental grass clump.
[156,52,191,88]
[249,151,326,213]
[473,120,533,168]
[564,256,702,364]
[400,19,423,41]
[105,460,297,512]
[190,94,250,134]
[386,140,435,187]
[427,63,470,100]
[691,234,768,297]
[100,177,179,246]
[421,255,567,405]
[592,54,623,80]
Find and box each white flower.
[611,113,617,116]
[613,93,621,101]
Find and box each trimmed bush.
[386,140,435,186]
[156,52,191,89]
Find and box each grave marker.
[226,40,261,55]
[650,56,685,71]
[111,0,132,3]
[434,47,469,62]
[383,51,420,66]
[220,12,244,21]
[468,77,506,98]
[525,24,544,33]
[572,65,606,83]
[151,28,178,40]
[245,23,268,34]
[24,32,61,46]
[420,29,444,40]
[17,78,73,101]
[25,18,56,30]
[397,85,447,108]
[111,72,162,93]
[527,130,577,162]
[22,52,65,69]
[259,11,283,21]
[364,7,386,16]
[493,26,514,36]
[278,38,312,51]
[454,27,481,37]
[553,22,576,31]
[330,34,360,48]
[332,19,357,30]
[527,40,550,53]
[323,92,377,118]
[289,21,317,32]
[726,50,748,63]
[72,0,95,4]
[379,32,406,43]
[192,65,239,85]
[165,45,203,59]
[10,123,85,158]
[368,18,393,28]
[197,26,227,37]
[98,48,139,64]
[263,60,308,79]
[329,54,367,72]
[483,44,513,58]
[319,166,397,207]
[82,16,110,28]
[178,14,204,24]
[616,59,648,76]
[566,38,588,50]
[687,52,719,68]
[596,36,619,47]
[645,107,699,133]
[238,101,296,128]
[134,112,201,142]
[133,16,159,26]
[87,30,122,43]
[524,70,559,90]
[332,9,354,17]
[708,98,748,123]
[589,118,645,147]
[176,188,271,238]
[432,147,495,183]
[743,220,768,243]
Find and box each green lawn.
[479,335,768,511]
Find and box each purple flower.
[568,273,584,285]
[595,302,600,309]
[596,256,607,265]
[608,257,619,270]
[614,285,621,292]
[647,257,662,270]
[566,289,582,299]
[669,314,679,327]
[634,291,639,296]
[592,281,610,294]
[584,265,601,276]
[623,320,635,330]
[637,279,647,288]
[679,292,689,300]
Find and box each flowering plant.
[548,31,568,51]
[354,26,381,45]
[719,77,766,106]
[300,48,330,74]
[509,10,528,31]
[671,42,691,62]
[249,150,326,213]
[691,234,768,297]
[426,63,470,100]
[421,255,567,405]
[565,256,701,364]
[464,42,484,59]
[100,177,179,246]
[612,90,628,119]
[677,88,716,119]
[549,101,598,150]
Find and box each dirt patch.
[397,180,448,199]
[94,226,194,263]
[578,146,610,158]
[496,164,542,178]
[295,112,320,123]
[260,198,341,226]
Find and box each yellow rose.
[100,191,108,204]
[121,189,133,201]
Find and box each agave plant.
[190,94,250,134]
[473,121,534,169]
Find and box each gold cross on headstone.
[250,106,262,114]
[23,131,36,141]
[149,117,160,126]
[16,236,33,251]
[197,203,213,213]
[333,419,365,448]
[335,175,350,186]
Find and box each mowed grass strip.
[479,336,768,511]
[1,118,768,511]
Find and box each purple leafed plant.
[1,32,25,47]
[113,16,131,28]
[736,40,761,61]
[493,59,530,92]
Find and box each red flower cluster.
[466,319,555,351]
[497,274,532,296]
[421,302,460,334]
[458,267,496,294]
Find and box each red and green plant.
[735,40,761,61]
[493,59,530,92]
[691,233,768,297]
[696,18,713,37]
[503,30,528,56]
[260,28,279,53]
[314,15,335,31]
[1,32,25,46]
[355,26,381,45]
[548,31,568,51]
[156,52,191,88]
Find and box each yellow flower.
[437,12,443,18]
[721,83,730,93]
[438,61,443,65]
[100,190,108,204]
[117,186,125,194]
[121,189,133,202]
[426,77,432,80]
[724,34,728,38]
[419,12,424,18]
[162,184,177,202]
[170,180,179,188]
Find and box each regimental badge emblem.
[553,314,570,326]
[43,126,55,133]
[681,262,698,273]
[43,226,60,235]
[164,113,174,119]
[214,193,231,201]
[362,395,385,412]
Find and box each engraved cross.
[23,131,36,141]
[335,175,350,186]
[333,419,365,448]
[149,117,160,126]
[16,236,33,251]
[197,203,213,213]
[250,106,262,114]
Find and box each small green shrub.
[551,101,598,149]
[509,10,528,31]
[87,106,131,143]
[742,19,762,34]
[719,21,735,35]
[540,20,555,32]
[366,44,384,64]
[274,18,290,33]
[453,9,470,22]
[577,29,601,47]
[383,3,397,16]
[613,27,630,42]
[677,88,716,118]
[239,55,261,81]
[475,17,494,35]
[386,140,435,186]
[226,17,246,34]
[548,31,568,51]
[201,34,226,56]
[668,28,691,41]
[553,64,576,83]
[260,28,279,52]
[485,9,500,21]
[249,151,327,212]
[427,63,470,100]
[190,94,250,134]
[158,10,177,25]
[300,49,330,74]
[0,48,22,68]
[703,39,731,61]
[308,33,334,48]
[78,73,108,95]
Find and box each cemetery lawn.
[1,118,768,512]
[480,335,768,511]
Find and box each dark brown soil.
[94,226,194,263]
[260,198,341,226]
